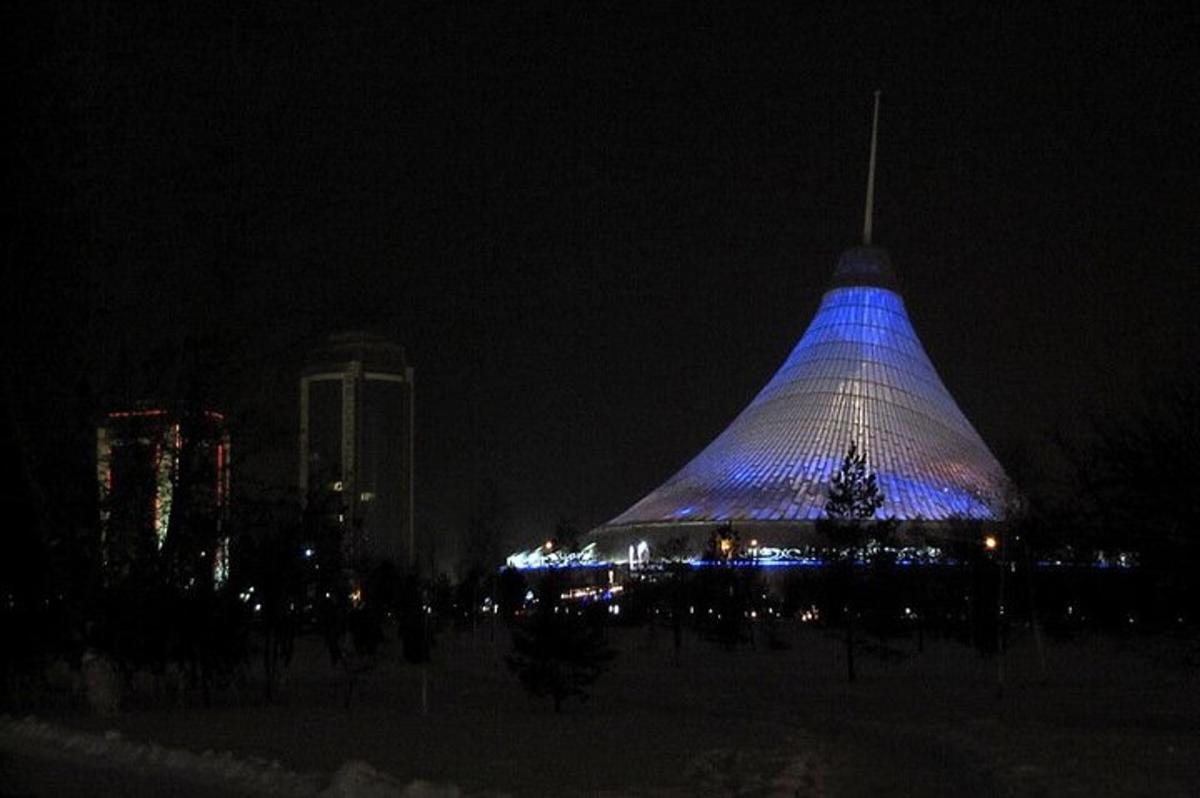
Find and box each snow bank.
[0,715,460,797]
[321,761,460,798]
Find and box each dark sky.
[9,3,1199,559]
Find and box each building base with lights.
[587,243,1011,563]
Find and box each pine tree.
[825,442,885,520]
[823,442,885,682]
[506,573,614,712]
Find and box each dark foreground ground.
[3,621,1198,796]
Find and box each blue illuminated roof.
[600,246,1009,528]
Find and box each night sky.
[9,3,1199,561]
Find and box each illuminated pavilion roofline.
[593,243,1010,545]
[591,92,1009,552]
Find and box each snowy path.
[0,715,459,798]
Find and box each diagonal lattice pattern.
[602,247,1009,528]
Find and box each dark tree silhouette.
[824,442,886,682]
[465,478,509,640]
[658,536,692,664]
[703,522,741,561]
[697,565,760,652]
[825,442,885,520]
[1060,377,1200,628]
[551,517,583,554]
[496,567,527,622]
[232,510,304,702]
[465,478,508,573]
[506,583,614,713]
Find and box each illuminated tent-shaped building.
[590,95,1009,558]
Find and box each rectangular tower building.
[299,332,415,568]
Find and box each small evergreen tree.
[825,442,884,520]
[824,442,885,682]
[507,612,614,712]
[506,573,614,712]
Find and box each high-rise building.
[96,403,231,586]
[299,332,415,567]
[592,94,1009,558]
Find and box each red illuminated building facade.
[96,403,231,587]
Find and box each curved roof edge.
[303,331,410,376]
[829,245,899,291]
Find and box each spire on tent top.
[830,92,896,291]
[862,90,881,246]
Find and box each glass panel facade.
[603,273,1009,528]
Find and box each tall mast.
[862,90,881,246]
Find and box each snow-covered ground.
[3,623,1198,796]
[0,715,459,797]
